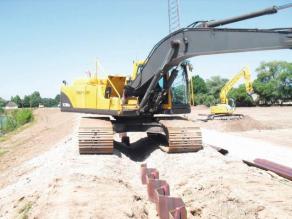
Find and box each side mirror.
[62,80,67,85]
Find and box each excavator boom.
[127,28,292,109]
[126,4,292,114]
[219,67,253,104]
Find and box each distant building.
[5,101,18,109]
[39,104,44,108]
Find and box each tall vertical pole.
[168,0,171,33]
[176,0,181,29]
[168,0,181,33]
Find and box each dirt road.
[0,107,292,218]
[0,108,76,174]
[190,106,292,147]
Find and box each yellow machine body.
[61,61,173,115]
[61,75,132,113]
[210,103,235,114]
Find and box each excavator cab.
[168,62,191,114]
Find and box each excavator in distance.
[61,4,292,154]
[209,66,258,120]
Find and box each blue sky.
[0,0,291,99]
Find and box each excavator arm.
[219,67,253,104]
[128,27,292,113]
[125,5,292,114]
[128,28,292,93]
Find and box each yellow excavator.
[209,66,258,120]
[61,5,292,154]
[61,60,202,154]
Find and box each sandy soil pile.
[1,130,292,218]
[1,107,292,218]
[192,105,208,110]
[200,115,270,132]
[190,106,292,146]
[147,147,292,219]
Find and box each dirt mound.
[205,115,271,132]
[192,105,208,110]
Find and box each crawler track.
[208,114,244,120]
[78,117,114,154]
[159,119,202,153]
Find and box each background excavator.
[209,66,258,120]
[61,4,292,154]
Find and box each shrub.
[1,109,33,134]
[15,109,33,126]
[4,116,17,132]
[194,94,216,106]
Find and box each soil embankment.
[0,108,76,173]
[0,107,292,218]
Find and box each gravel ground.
[0,107,292,218]
[190,106,292,147]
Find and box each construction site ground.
[0,107,292,218]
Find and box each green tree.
[30,91,42,107]
[0,97,6,108]
[278,66,292,101]
[41,98,57,107]
[11,95,22,108]
[23,95,31,108]
[228,84,254,106]
[253,61,292,104]
[194,93,216,106]
[192,75,207,94]
[54,94,60,103]
[206,76,228,100]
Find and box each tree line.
[192,61,292,106]
[0,92,60,109]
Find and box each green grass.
[0,148,7,157]
[18,202,33,219]
[0,118,36,143]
